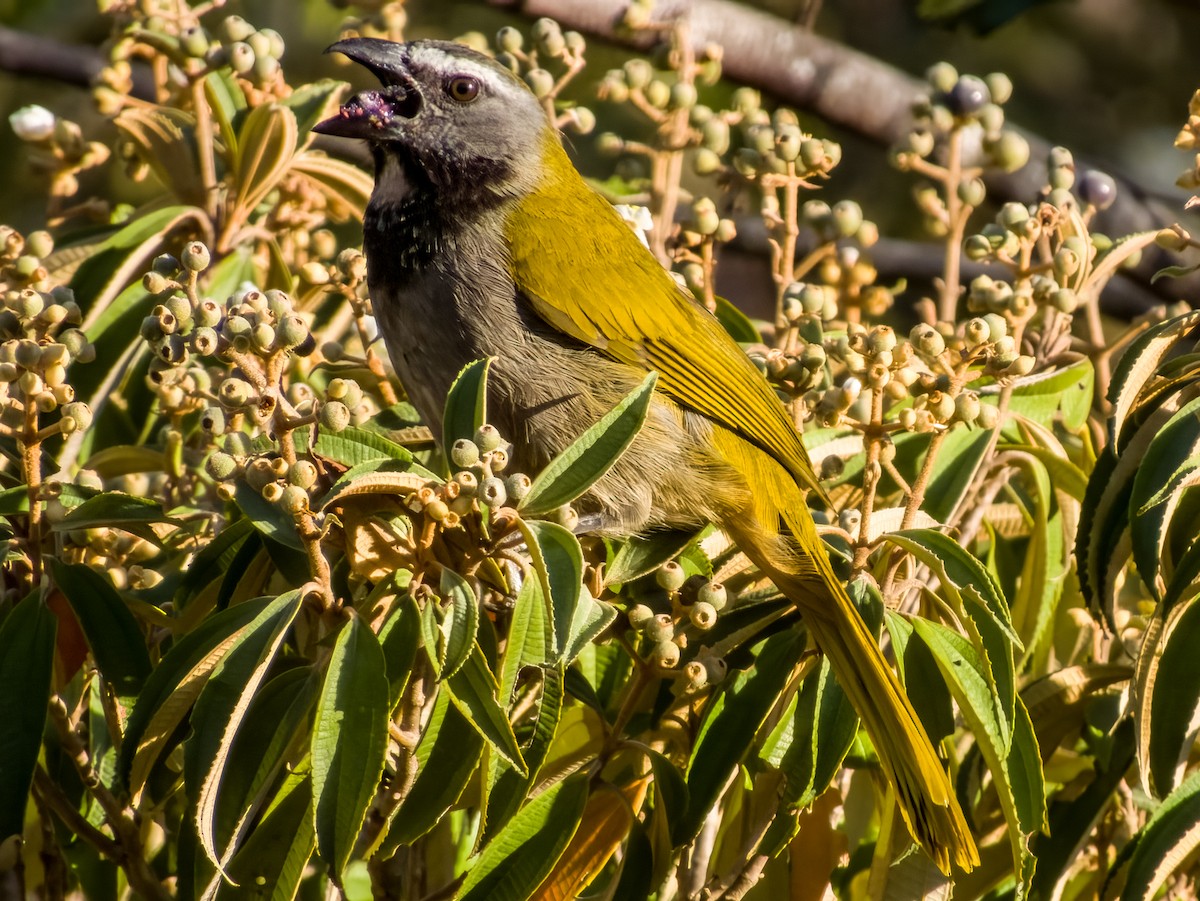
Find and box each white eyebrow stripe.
[407,45,524,102]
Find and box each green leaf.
[54,492,172,540]
[1148,599,1200,797]
[713,294,762,344]
[1129,396,1200,600]
[911,618,1044,891]
[233,481,303,551]
[49,560,151,703]
[379,594,421,706]
[484,666,565,842]
[681,630,806,844]
[218,771,315,901]
[499,573,554,705]
[562,590,617,666]
[519,519,584,662]
[119,598,272,793]
[379,688,483,851]
[279,79,344,147]
[445,644,527,774]
[312,426,420,468]
[174,518,256,609]
[1030,717,1134,900]
[1004,356,1095,431]
[188,592,303,872]
[519,372,658,516]
[1104,766,1200,901]
[443,358,492,448]
[312,615,390,882]
[760,656,857,854]
[317,458,439,511]
[457,776,589,901]
[209,667,318,875]
[437,567,479,681]
[0,591,55,840]
[605,530,699,586]
[67,205,206,317]
[233,103,298,217]
[886,529,1018,747]
[1107,309,1200,449]
[922,426,994,524]
[204,69,246,158]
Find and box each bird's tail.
[725,503,980,874]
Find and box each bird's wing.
[505,175,824,500]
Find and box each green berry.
[228,41,256,75]
[656,560,686,592]
[279,485,309,514]
[644,613,675,642]
[319,400,350,432]
[220,15,256,43]
[627,603,654,629]
[480,476,507,507]
[689,601,717,630]
[505,473,532,503]
[451,438,480,468]
[496,26,523,53]
[201,406,226,433]
[475,424,504,452]
[289,459,318,489]
[697,580,728,611]
[205,451,238,480]
[182,241,210,271]
[652,640,680,668]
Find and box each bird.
[314,37,979,874]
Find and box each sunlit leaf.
[312,615,390,881]
[519,372,657,516]
[0,591,55,840]
[443,358,492,448]
[49,560,151,703]
[457,776,589,901]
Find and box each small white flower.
[9,105,56,142]
[614,204,654,249]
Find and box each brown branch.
[0,26,155,99]
[489,0,1200,305]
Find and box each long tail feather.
[725,511,980,874]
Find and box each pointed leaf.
[443,358,492,448]
[0,591,55,840]
[312,426,419,468]
[519,519,584,662]
[49,560,151,703]
[519,372,658,516]
[605,530,699,586]
[1105,767,1200,901]
[217,772,315,901]
[189,591,303,872]
[120,598,272,794]
[457,776,589,901]
[233,103,298,219]
[445,644,527,773]
[437,567,479,681]
[681,630,806,844]
[312,615,390,881]
[379,688,483,852]
[911,618,1044,892]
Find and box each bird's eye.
[446,76,481,103]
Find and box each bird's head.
[315,38,550,203]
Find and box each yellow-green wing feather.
[506,143,823,500]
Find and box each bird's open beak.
[313,38,421,139]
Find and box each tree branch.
[489,0,1200,306]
